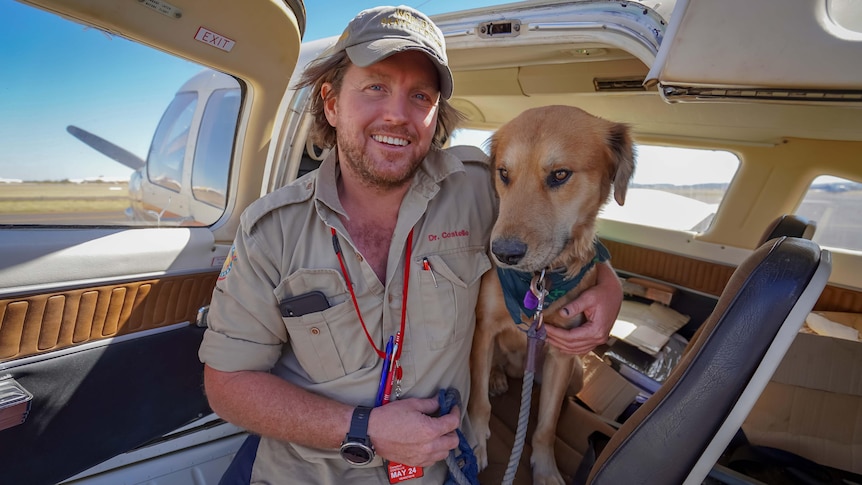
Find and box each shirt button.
[310,327,320,335]
[356,253,364,262]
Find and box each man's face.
[323,50,440,190]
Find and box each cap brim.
[345,40,454,99]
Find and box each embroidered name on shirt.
[427,229,469,242]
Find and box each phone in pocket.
[279,291,331,317]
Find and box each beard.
[337,129,426,191]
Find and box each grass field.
[0,182,129,214]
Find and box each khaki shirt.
[199,145,496,484]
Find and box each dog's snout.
[491,238,527,266]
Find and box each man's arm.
[203,365,460,467]
[204,365,351,449]
[544,261,622,354]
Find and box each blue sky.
[0,0,503,182]
[306,1,505,41]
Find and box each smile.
[372,135,409,146]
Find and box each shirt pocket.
[276,269,372,383]
[417,248,492,350]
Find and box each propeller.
[67,125,146,170]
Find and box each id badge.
[387,462,424,483]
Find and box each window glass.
[828,0,862,33]
[193,88,241,208]
[0,0,239,226]
[148,93,197,193]
[450,128,492,152]
[449,130,740,233]
[602,145,739,232]
[796,175,862,251]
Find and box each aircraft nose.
[492,238,527,266]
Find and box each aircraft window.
[828,0,862,34]
[192,88,241,208]
[148,93,197,194]
[0,0,231,226]
[796,175,862,251]
[448,130,740,233]
[599,145,739,233]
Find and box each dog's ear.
[607,123,635,206]
[486,132,499,168]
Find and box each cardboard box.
[610,300,690,356]
[622,277,677,306]
[577,353,643,421]
[479,374,620,485]
[742,311,862,474]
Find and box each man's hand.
[544,261,622,355]
[368,397,460,467]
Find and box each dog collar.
[496,239,610,330]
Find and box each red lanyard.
[330,227,413,362]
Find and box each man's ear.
[321,83,337,127]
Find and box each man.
[199,5,622,484]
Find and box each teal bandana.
[496,240,610,330]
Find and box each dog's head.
[488,105,635,275]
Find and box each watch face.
[341,443,374,465]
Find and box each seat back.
[586,237,832,485]
[760,214,816,245]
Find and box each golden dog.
[468,106,635,484]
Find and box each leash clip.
[525,270,549,373]
[528,269,549,329]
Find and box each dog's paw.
[488,366,509,396]
[467,416,491,471]
[475,440,489,471]
[531,453,566,485]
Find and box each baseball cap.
[332,5,453,99]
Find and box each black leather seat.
[581,237,831,485]
[760,214,816,244]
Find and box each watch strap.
[347,405,372,442]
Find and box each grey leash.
[502,270,549,485]
[446,454,474,485]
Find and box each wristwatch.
[339,406,375,465]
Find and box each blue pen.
[375,335,395,407]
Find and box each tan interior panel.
[602,239,862,313]
[602,239,736,296]
[518,59,650,95]
[454,67,524,97]
[0,272,217,362]
[815,285,862,314]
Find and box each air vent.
[594,77,646,92]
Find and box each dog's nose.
[491,238,527,265]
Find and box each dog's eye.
[497,168,509,185]
[547,170,572,187]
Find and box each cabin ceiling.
[449,52,862,144]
